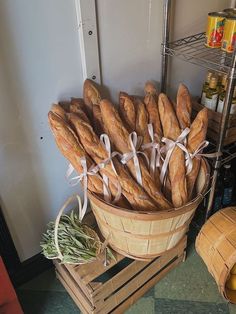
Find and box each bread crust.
[176,84,192,129]
[100,99,171,210]
[158,93,188,207]
[48,111,103,195]
[187,108,208,198]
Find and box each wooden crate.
[192,101,236,146]
[54,236,187,314]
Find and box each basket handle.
[54,195,82,261]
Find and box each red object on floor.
[0,257,23,314]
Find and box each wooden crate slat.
[111,254,184,314]
[55,234,187,314]
[94,239,186,313]
[93,236,186,304]
[55,262,93,302]
[56,271,92,314]
[65,251,124,287]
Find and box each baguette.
[100,99,171,210]
[83,79,101,117]
[48,111,103,195]
[68,113,158,211]
[144,81,158,100]
[71,98,89,114]
[176,84,192,129]
[119,92,136,132]
[69,102,90,124]
[158,93,188,207]
[92,104,106,135]
[187,108,208,198]
[144,94,162,139]
[51,104,67,121]
[134,98,150,145]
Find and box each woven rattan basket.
[89,159,209,260]
[196,207,236,304]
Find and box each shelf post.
[161,0,171,92]
[205,49,236,220]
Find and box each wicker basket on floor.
[89,159,209,260]
[196,207,236,304]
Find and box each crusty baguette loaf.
[176,84,192,129]
[158,93,188,207]
[68,113,158,211]
[69,102,90,124]
[144,81,158,100]
[71,98,89,114]
[119,92,136,132]
[100,99,171,210]
[51,104,67,120]
[83,79,101,118]
[144,94,162,139]
[187,108,208,198]
[134,98,150,145]
[48,111,103,195]
[92,104,106,135]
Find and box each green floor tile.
[229,303,236,314]
[17,290,80,314]
[154,246,224,303]
[154,298,229,314]
[126,296,155,314]
[18,268,64,292]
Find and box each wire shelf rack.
[164,32,235,76]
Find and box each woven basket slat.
[196,207,236,304]
[89,159,209,260]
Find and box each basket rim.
[89,158,210,220]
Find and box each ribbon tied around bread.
[66,157,111,220]
[92,134,122,204]
[160,128,191,184]
[141,124,162,177]
[121,131,149,186]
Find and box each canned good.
[221,17,236,53]
[205,12,228,48]
[223,8,236,16]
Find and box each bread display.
[68,113,158,211]
[48,80,209,212]
[48,111,104,195]
[100,99,171,210]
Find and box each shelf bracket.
[74,0,101,84]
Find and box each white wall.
[0,0,230,261]
[97,0,229,101]
[0,0,84,261]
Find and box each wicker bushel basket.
[196,207,236,304]
[89,159,209,260]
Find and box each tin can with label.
[223,8,236,17]
[205,12,228,48]
[221,17,236,53]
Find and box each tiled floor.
[17,243,236,314]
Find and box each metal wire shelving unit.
[161,0,236,219]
